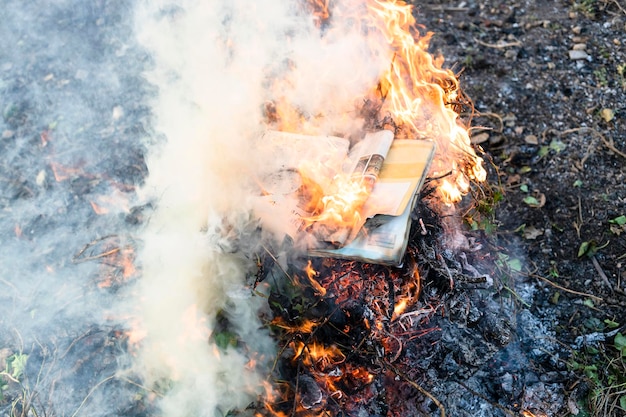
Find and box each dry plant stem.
[69,374,116,417]
[527,272,603,302]
[545,127,626,161]
[473,37,522,49]
[72,234,120,263]
[427,5,469,12]
[468,112,504,133]
[591,255,614,292]
[383,360,446,417]
[612,0,626,15]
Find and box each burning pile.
[132,0,500,416]
[247,0,491,415]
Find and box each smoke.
[0,0,150,415]
[133,0,395,415]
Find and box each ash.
[259,194,568,417]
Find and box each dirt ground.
[416,0,626,415]
[1,1,624,416]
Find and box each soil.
[415,0,626,415]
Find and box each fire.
[268,0,486,211]
[366,0,486,202]
[304,260,327,296]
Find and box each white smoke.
[134,0,394,415]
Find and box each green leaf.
[609,215,626,226]
[578,241,590,257]
[538,146,550,157]
[520,184,529,193]
[7,354,28,380]
[549,139,566,153]
[214,331,238,350]
[620,395,626,411]
[573,179,583,187]
[523,196,540,206]
[604,319,620,329]
[615,333,626,350]
[507,258,522,272]
[583,298,595,308]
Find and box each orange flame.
[268,0,486,207]
[366,0,486,203]
[304,260,327,296]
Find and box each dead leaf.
[471,132,490,144]
[523,225,544,239]
[600,108,615,123]
[524,134,538,145]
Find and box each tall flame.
[269,0,486,205]
[367,0,486,202]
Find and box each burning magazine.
[254,130,435,265]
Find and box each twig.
[72,235,120,263]
[70,374,116,417]
[383,360,446,417]
[611,0,626,15]
[526,272,603,302]
[473,37,522,49]
[546,127,626,161]
[591,255,614,292]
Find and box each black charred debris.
[247,186,568,417]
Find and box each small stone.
[547,62,556,70]
[572,26,582,35]
[568,50,589,60]
[43,73,54,81]
[505,49,517,59]
[572,43,587,51]
[569,11,577,19]
[2,130,14,139]
[614,39,621,46]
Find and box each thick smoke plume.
[134,0,396,415]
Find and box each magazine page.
[308,139,436,265]
[308,193,419,266]
[306,130,394,247]
[362,139,436,218]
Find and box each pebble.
[505,49,517,59]
[572,26,582,35]
[569,50,589,60]
[572,43,587,51]
[2,130,14,139]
